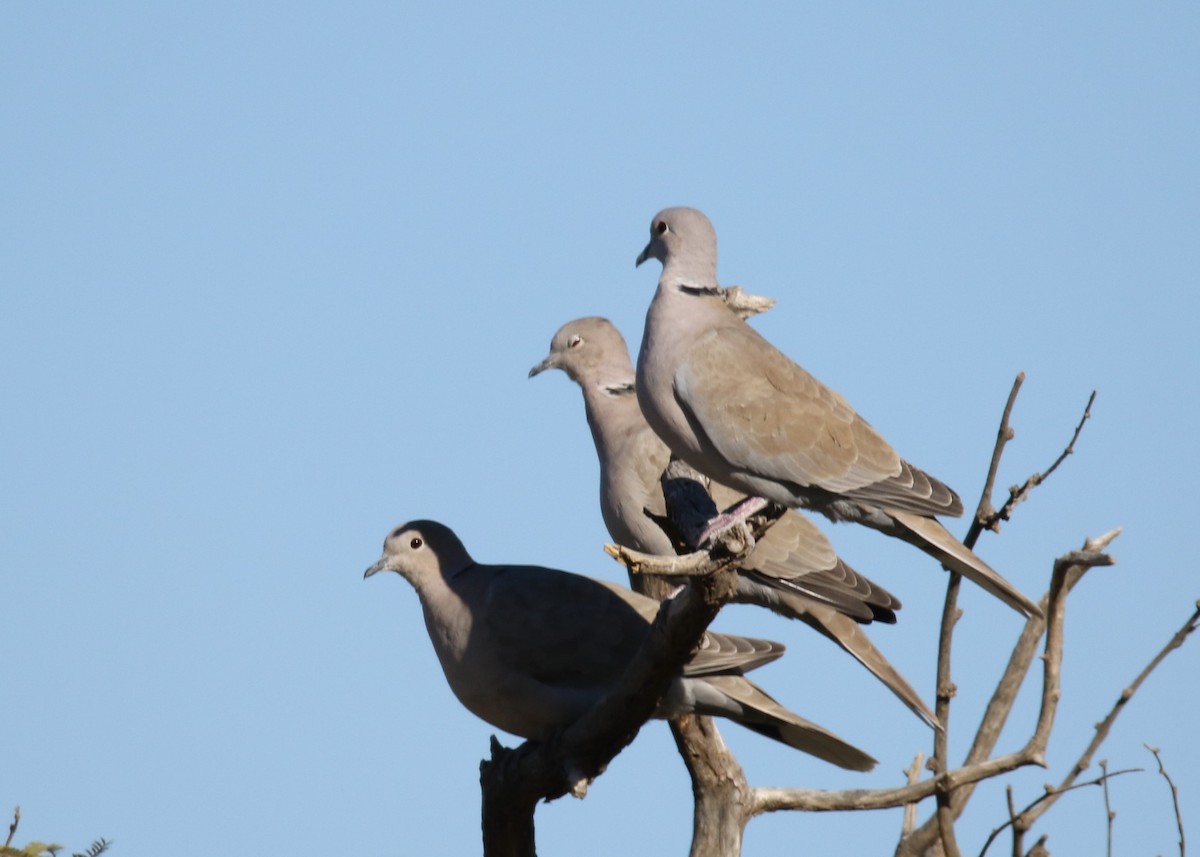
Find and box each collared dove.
[364,519,877,771]
[634,207,1040,619]
[530,316,937,728]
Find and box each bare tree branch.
[977,767,1142,857]
[985,389,1095,533]
[972,372,1024,536]
[1011,600,1200,836]
[896,379,1101,857]
[1100,759,1115,857]
[4,806,17,850]
[1145,744,1186,857]
[754,538,1114,821]
[668,716,753,857]
[902,754,926,837]
[933,572,965,857]
[1005,787,1020,857]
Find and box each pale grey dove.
[364,519,877,771]
[530,316,936,728]
[634,207,1040,619]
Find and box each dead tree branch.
[983,388,1095,534]
[752,537,1115,821]
[972,372,1024,536]
[902,754,926,838]
[1011,600,1200,838]
[4,806,17,850]
[976,767,1142,857]
[1145,744,1186,857]
[895,378,1099,857]
[1101,759,1115,857]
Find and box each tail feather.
[888,509,1042,618]
[733,577,937,729]
[789,595,939,730]
[697,675,877,772]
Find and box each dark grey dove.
[634,207,1040,619]
[365,519,877,771]
[530,316,936,728]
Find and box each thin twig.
[972,372,1024,539]
[1100,759,1115,857]
[987,390,1095,530]
[902,754,925,837]
[1005,787,1021,857]
[978,768,1142,857]
[1026,835,1050,857]
[4,806,17,849]
[1146,744,1187,857]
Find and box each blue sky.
[2,4,1197,855]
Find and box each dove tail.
[695,675,877,771]
[888,510,1042,619]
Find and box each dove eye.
[568,335,582,349]
[656,221,668,236]
[409,537,423,550]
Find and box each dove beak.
[364,557,390,579]
[528,354,557,378]
[635,242,652,267]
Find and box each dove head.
[364,519,474,584]
[635,207,718,288]
[528,316,634,387]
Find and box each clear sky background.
[3,4,1197,856]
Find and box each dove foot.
[697,496,769,547]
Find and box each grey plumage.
[634,207,1040,619]
[365,519,877,771]
[531,316,936,728]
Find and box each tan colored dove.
[634,207,1039,618]
[530,316,936,727]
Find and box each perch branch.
[481,566,743,855]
